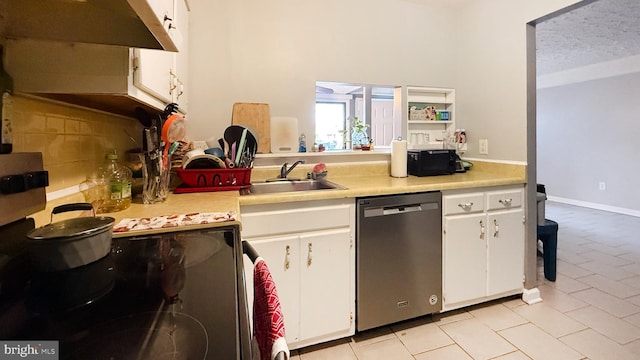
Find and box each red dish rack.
[174,167,252,193]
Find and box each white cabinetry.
[5,0,189,116]
[442,185,525,311]
[394,86,455,149]
[240,199,355,350]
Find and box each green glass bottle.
[0,45,14,154]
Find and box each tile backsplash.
[11,95,143,194]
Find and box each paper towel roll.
[390,139,407,178]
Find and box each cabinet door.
[443,213,487,305]
[133,48,173,104]
[245,235,301,344]
[487,209,524,296]
[172,0,189,111]
[299,228,353,341]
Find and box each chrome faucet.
[280,160,305,179]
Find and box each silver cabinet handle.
[494,219,499,237]
[479,220,485,239]
[458,202,474,210]
[307,243,313,266]
[499,198,513,206]
[285,245,291,270]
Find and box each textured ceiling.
[536,0,640,75]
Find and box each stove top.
[0,223,250,360]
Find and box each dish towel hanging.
[253,257,289,360]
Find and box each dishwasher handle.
[364,202,437,218]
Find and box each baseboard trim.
[548,196,640,218]
[522,287,542,305]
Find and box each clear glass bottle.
[0,46,14,154]
[98,151,133,213]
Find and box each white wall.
[454,0,582,162]
[187,0,458,146]
[188,0,583,161]
[537,60,640,213]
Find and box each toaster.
[407,149,457,176]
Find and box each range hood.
[0,0,178,52]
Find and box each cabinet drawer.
[443,193,485,215]
[241,202,353,238]
[486,189,523,211]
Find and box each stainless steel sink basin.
[243,179,346,195]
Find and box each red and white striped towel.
[253,257,289,360]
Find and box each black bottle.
[0,45,14,154]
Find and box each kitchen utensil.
[134,107,152,128]
[223,125,247,157]
[231,103,271,154]
[234,128,248,167]
[270,116,298,153]
[26,203,115,272]
[182,149,225,169]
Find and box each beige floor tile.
[512,302,587,338]
[350,338,414,360]
[556,248,592,265]
[546,274,591,293]
[585,243,631,257]
[348,326,395,348]
[560,329,637,360]
[391,318,454,355]
[413,344,472,360]
[620,263,640,276]
[557,260,594,279]
[627,294,640,307]
[580,251,634,267]
[571,288,640,317]
[468,302,528,331]
[538,284,589,313]
[623,312,640,327]
[431,308,473,325]
[501,297,528,309]
[299,340,357,360]
[620,275,640,290]
[623,338,640,356]
[498,323,583,360]
[578,261,638,281]
[566,306,640,344]
[491,351,533,360]
[578,274,640,298]
[440,318,515,360]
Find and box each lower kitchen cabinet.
[241,199,355,350]
[442,185,525,311]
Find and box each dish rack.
[174,167,252,193]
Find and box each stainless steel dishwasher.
[356,192,442,331]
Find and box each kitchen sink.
[242,179,346,195]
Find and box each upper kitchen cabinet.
[394,86,455,149]
[0,0,179,52]
[4,0,190,117]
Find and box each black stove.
[0,222,252,359]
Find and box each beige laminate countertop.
[35,161,526,236]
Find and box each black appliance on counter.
[407,149,457,176]
[0,153,252,359]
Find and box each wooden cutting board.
[231,103,271,153]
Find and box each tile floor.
[290,201,640,359]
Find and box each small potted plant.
[349,116,369,150]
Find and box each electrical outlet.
[599,182,606,191]
[479,139,489,155]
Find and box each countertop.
[33,161,526,236]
